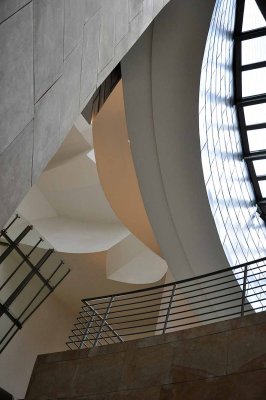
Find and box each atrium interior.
[0,0,266,398]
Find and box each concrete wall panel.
[60,43,82,140]
[98,0,115,72]
[84,0,101,23]
[33,79,62,182]
[0,2,33,154]
[80,11,101,107]
[0,121,33,229]
[64,0,85,59]
[33,0,64,102]
[0,0,30,24]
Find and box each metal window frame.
[234,0,266,220]
[0,214,70,352]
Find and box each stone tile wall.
[0,0,170,229]
[26,311,266,399]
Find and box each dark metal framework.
[82,64,121,124]
[67,257,266,349]
[0,214,70,353]
[234,0,266,220]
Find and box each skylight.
[247,129,266,151]
[244,103,266,125]
[235,0,266,215]
[242,0,266,31]
[253,159,266,176]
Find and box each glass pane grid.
[242,36,266,66]
[259,180,266,197]
[242,67,266,97]
[242,0,266,32]
[247,129,266,151]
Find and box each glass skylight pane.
[253,159,266,176]
[242,0,266,32]
[244,103,266,125]
[242,68,266,97]
[242,36,266,65]
[259,180,266,197]
[247,129,266,151]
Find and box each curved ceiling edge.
[122,0,229,280]
[92,80,162,257]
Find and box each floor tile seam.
[161,365,266,389]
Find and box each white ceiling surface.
[18,118,129,253]
[31,216,128,253]
[107,234,168,284]
[17,115,168,284]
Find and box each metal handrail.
[66,258,266,350]
[81,256,266,302]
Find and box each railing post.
[162,283,176,334]
[241,264,248,317]
[79,309,95,349]
[93,296,113,347]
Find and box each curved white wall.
[122,0,230,279]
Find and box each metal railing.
[67,257,266,349]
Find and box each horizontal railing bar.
[86,271,242,308]
[85,272,240,309]
[106,280,266,317]
[162,311,245,331]
[106,294,244,326]
[89,283,241,315]
[75,304,259,343]
[69,257,266,350]
[106,311,242,338]
[85,304,124,343]
[108,301,244,332]
[87,289,172,307]
[84,271,266,315]
[82,256,266,303]
[88,278,240,312]
[70,328,96,347]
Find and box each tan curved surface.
[92,81,162,257]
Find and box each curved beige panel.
[93,81,162,257]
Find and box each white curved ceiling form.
[122,0,230,280]
[18,123,129,253]
[106,234,168,284]
[17,115,168,284]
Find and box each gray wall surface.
[0,0,170,229]
[122,0,230,280]
[199,0,266,265]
